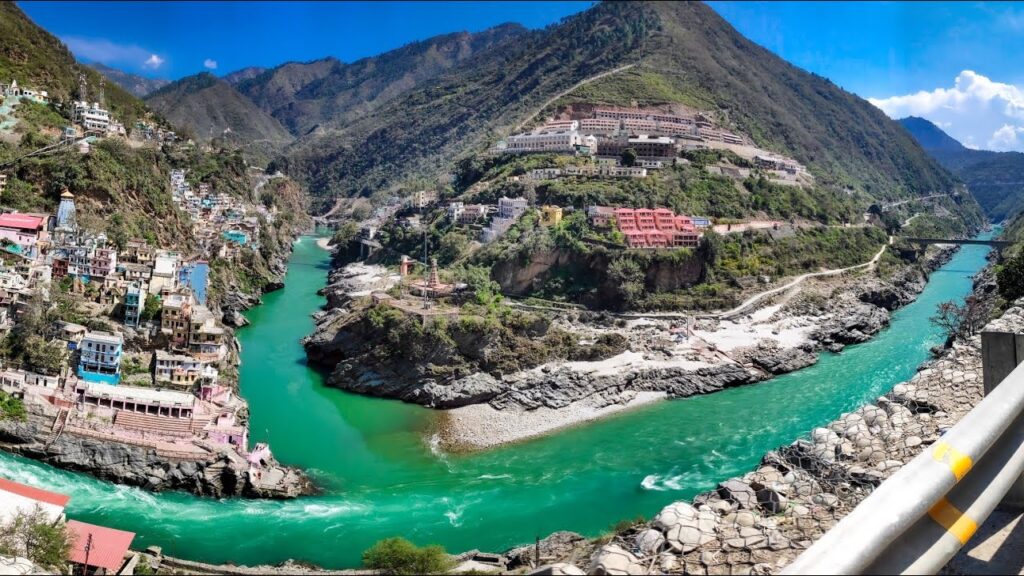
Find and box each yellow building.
[540,205,563,227]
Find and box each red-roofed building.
[635,209,657,230]
[0,477,69,525]
[66,520,135,574]
[0,213,47,257]
[614,208,637,230]
[653,208,676,230]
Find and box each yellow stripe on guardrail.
[932,442,973,481]
[928,498,978,545]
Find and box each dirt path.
[512,63,637,132]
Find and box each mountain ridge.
[274,0,966,217]
[899,116,1024,221]
[144,72,294,160]
[89,62,170,97]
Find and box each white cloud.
[869,70,1024,152]
[62,35,165,71]
[143,54,165,69]
[988,124,1024,150]
[203,59,218,70]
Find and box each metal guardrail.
[783,329,1024,575]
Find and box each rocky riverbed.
[0,401,313,499]
[483,264,1006,576]
[303,247,959,450]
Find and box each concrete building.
[51,244,117,280]
[447,202,464,222]
[0,213,47,258]
[598,135,678,159]
[188,305,226,362]
[526,168,563,181]
[0,477,68,525]
[77,331,123,385]
[149,252,178,295]
[123,283,142,327]
[154,350,216,389]
[78,381,195,419]
[505,129,594,154]
[540,205,563,227]
[563,164,647,178]
[460,204,488,223]
[497,197,528,219]
[161,292,192,347]
[73,101,110,133]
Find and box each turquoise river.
[0,232,996,568]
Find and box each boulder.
[634,529,665,555]
[718,480,758,509]
[588,545,645,576]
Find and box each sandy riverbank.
[315,237,332,250]
[439,390,668,450]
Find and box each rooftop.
[66,520,135,572]
[84,382,195,407]
[84,331,123,345]
[0,213,45,231]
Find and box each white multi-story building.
[73,101,110,133]
[505,129,594,154]
[497,197,528,219]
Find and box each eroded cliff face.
[490,245,707,308]
[304,246,959,416]
[0,404,311,499]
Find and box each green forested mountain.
[899,116,1024,222]
[236,23,526,137]
[274,1,963,215]
[90,63,169,98]
[145,73,294,159]
[0,3,148,124]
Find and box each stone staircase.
[113,411,193,437]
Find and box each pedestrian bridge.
[902,237,1015,249]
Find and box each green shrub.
[362,537,452,575]
[0,392,25,422]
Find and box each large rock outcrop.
[0,404,312,499]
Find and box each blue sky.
[16,2,595,77]
[18,1,1024,151]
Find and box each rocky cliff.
[305,247,958,423]
[0,403,312,499]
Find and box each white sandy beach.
[440,391,668,450]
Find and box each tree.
[362,537,452,575]
[931,297,985,342]
[437,231,469,265]
[331,222,359,247]
[621,147,638,167]
[140,294,162,322]
[456,265,502,306]
[0,506,72,571]
[997,250,1024,302]
[608,256,646,308]
[21,336,65,376]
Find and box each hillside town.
[0,162,295,497]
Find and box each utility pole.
[83,532,92,575]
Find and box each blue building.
[77,331,123,385]
[123,283,142,327]
[222,230,248,245]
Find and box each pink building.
[635,209,657,230]
[614,208,637,230]
[0,213,46,256]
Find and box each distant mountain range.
[11,0,981,228]
[88,63,169,98]
[899,116,1024,222]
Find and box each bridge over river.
[902,237,1015,249]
